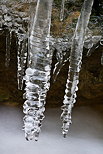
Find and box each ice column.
[23,0,53,141]
[61,0,94,137]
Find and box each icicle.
[27,1,37,68]
[53,37,72,81]
[17,33,28,90]
[52,31,101,82]
[23,0,53,141]
[101,52,103,66]
[53,49,70,82]
[60,0,65,21]
[61,0,94,137]
[5,30,12,67]
[0,6,3,30]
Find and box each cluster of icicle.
[0,0,103,141]
[52,30,102,81]
[0,0,29,89]
[23,0,102,140]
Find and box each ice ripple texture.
[0,0,103,141]
[61,0,94,137]
[23,0,53,141]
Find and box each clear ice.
[17,33,28,90]
[52,29,102,82]
[0,0,103,141]
[61,0,94,137]
[0,1,29,89]
[23,0,53,141]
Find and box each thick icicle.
[60,0,65,21]
[23,0,53,141]
[61,0,94,137]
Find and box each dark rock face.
[0,31,23,105]
[78,46,103,105]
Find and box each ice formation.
[17,33,28,90]
[0,1,29,89]
[61,0,94,137]
[0,0,103,141]
[23,0,53,141]
[52,31,102,81]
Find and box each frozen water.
[23,0,53,141]
[52,31,102,81]
[53,37,71,81]
[0,0,103,141]
[17,33,28,90]
[61,0,94,136]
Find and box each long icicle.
[61,0,94,137]
[23,0,53,141]
[17,34,28,90]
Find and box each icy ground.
[0,104,103,154]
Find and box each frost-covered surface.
[0,105,103,154]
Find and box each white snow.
[0,105,103,154]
